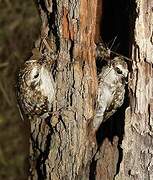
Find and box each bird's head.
[22,60,42,89]
[21,58,52,88]
[112,57,128,78]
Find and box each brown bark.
[115,0,153,179]
[95,136,119,180]
[29,0,98,179]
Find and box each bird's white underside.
[40,66,55,105]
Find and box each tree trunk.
[29,0,98,179]
[28,0,153,180]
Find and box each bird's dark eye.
[115,67,122,74]
[34,73,39,79]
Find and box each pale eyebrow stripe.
[25,60,37,64]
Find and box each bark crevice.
[35,122,53,179]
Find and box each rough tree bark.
[115,0,153,179]
[30,0,98,179]
[28,0,153,180]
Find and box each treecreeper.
[17,49,55,121]
[93,44,129,130]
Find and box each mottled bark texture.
[30,0,98,179]
[29,0,153,180]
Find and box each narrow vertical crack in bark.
[36,0,61,50]
[33,120,53,179]
[48,0,61,50]
[69,40,74,62]
[89,153,97,180]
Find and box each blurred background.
[0,0,40,179]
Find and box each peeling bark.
[115,0,153,179]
